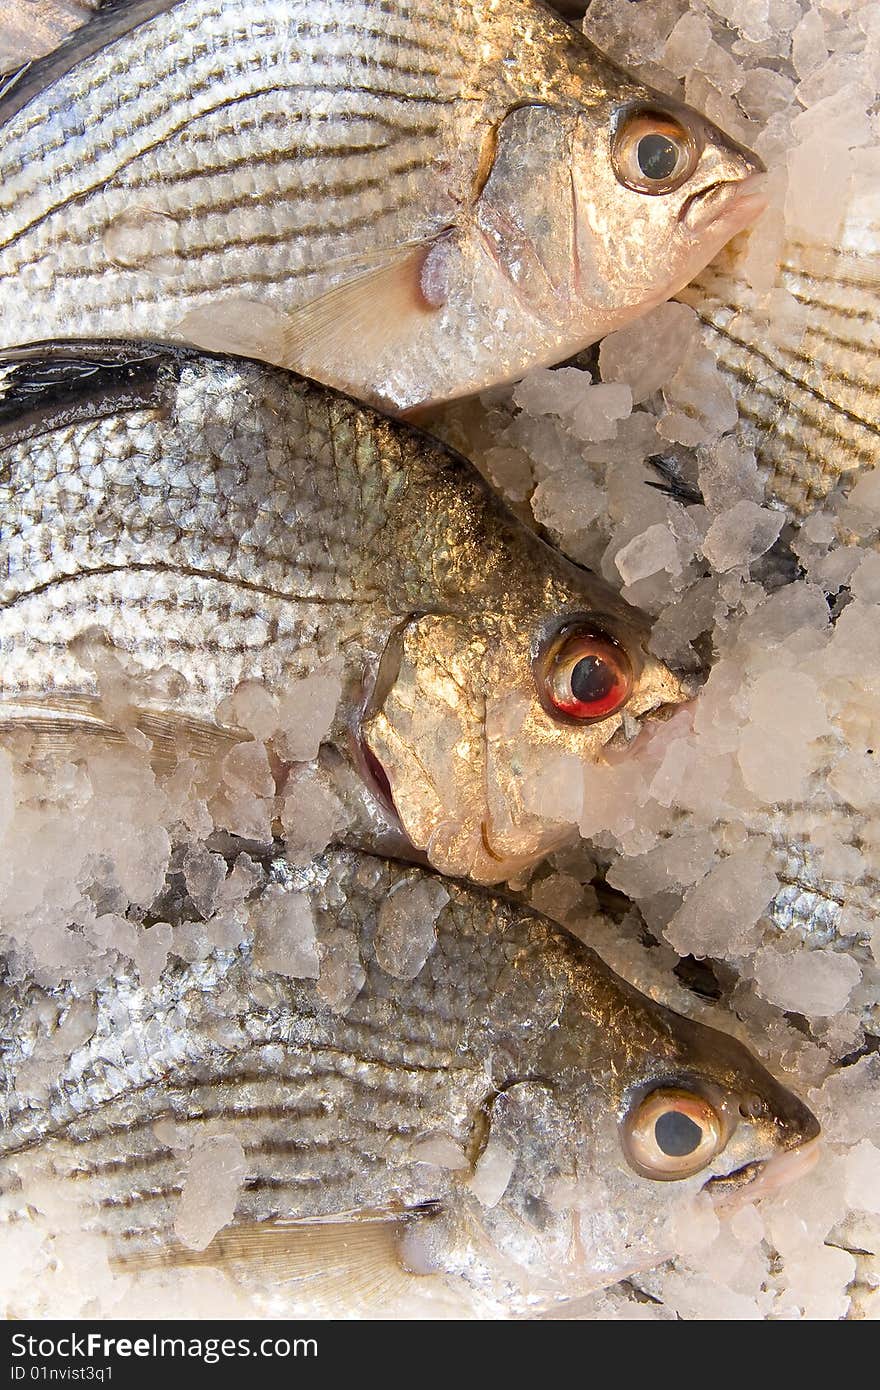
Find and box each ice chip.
[615,523,682,585]
[851,551,880,604]
[317,928,365,1012]
[174,1135,247,1251]
[251,886,320,979]
[410,1134,469,1171]
[375,875,449,980]
[753,946,862,1017]
[702,501,785,573]
[698,438,763,513]
[275,666,343,762]
[599,302,699,403]
[665,840,779,958]
[467,1137,515,1208]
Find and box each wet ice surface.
[1,0,879,1321]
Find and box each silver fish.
[0,847,820,1318]
[0,340,689,884]
[0,0,765,411]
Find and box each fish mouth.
[680,172,769,236]
[703,1136,821,1205]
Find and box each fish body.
[0,848,820,1318]
[681,236,880,519]
[0,0,764,410]
[0,340,688,883]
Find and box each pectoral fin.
[275,241,454,379]
[113,1207,453,1315]
[177,240,456,402]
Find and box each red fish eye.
[542,627,633,722]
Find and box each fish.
[0,846,821,1319]
[0,0,765,412]
[0,339,690,884]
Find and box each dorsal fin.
[0,340,180,444]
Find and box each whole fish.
[0,340,688,884]
[0,848,820,1319]
[0,0,765,412]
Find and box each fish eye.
[612,109,698,195]
[622,1087,724,1181]
[539,624,633,724]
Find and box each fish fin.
[273,244,448,386]
[0,341,175,443]
[0,698,242,770]
[175,297,299,365]
[644,454,704,505]
[113,1212,444,1314]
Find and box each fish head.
[416,957,819,1307]
[360,536,689,883]
[452,86,765,396]
[567,79,767,325]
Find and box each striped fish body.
[0,0,764,410]
[0,848,819,1317]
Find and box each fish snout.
[680,169,769,237]
[775,1090,822,1151]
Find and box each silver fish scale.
[768,837,845,947]
[0,851,579,1249]
[682,238,880,518]
[0,355,413,716]
[0,0,494,343]
[752,799,876,958]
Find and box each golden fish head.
[567,81,767,327]
[360,559,690,883]
[412,80,768,409]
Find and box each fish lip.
[680,172,769,235]
[703,1158,768,1197]
[703,1136,822,1203]
[478,818,571,876]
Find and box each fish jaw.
[704,1135,822,1209]
[681,171,769,240]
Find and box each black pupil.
[637,132,680,181]
[570,655,615,705]
[654,1109,703,1157]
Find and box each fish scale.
[0,0,479,317]
[681,237,880,517]
[0,356,389,714]
[0,339,690,884]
